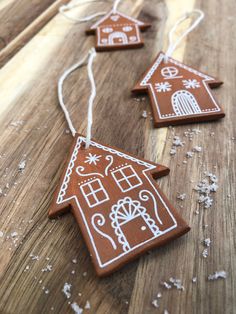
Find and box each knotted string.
[59,0,122,22]
[58,48,97,149]
[164,9,204,63]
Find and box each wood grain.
[0,0,71,66]
[0,0,235,313]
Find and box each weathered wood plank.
[0,0,71,66]
[0,0,235,313]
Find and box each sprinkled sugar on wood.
[177,193,186,200]
[62,283,72,299]
[71,302,83,314]
[208,271,227,280]
[18,160,27,172]
[203,238,211,247]
[194,172,219,208]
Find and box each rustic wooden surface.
[0,0,235,313]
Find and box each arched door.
[108,32,128,45]
[171,90,202,116]
[110,197,159,252]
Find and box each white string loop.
[164,9,204,63]
[112,0,121,13]
[59,0,106,23]
[58,48,97,149]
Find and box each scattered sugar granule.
[0,188,3,196]
[24,265,30,272]
[10,120,25,127]
[71,302,83,314]
[62,283,72,299]
[193,146,202,152]
[173,136,185,147]
[18,160,26,172]
[85,301,91,310]
[186,151,194,158]
[151,299,159,308]
[45,289,50,294]
[177,193,186,200]
[0,231,3,237]
[161,282,172,289]
[157,292,162,298]
[42,264,52,272]
[30,254,40,261]
[72,258,77,264]
[142,110,148,118]
[164,310,170,314]
[169,277,185,291]
[203,238,211,247]
[192,277,197,283]
[71,270,76,275]
[195,172,218,208]
[202,249,209,258]
[11,232,18,238]
[208,271,227,281]
[82,272,87,277]
[169,148,177,156]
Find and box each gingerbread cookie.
[86,10,151,51]
[133,52,225,127]
[49,134,190,276]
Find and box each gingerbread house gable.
[89,10,147,30]
[86,10,150,51]
[133,52,224,127]
[49,135,189,276]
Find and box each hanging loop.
[112,0,121,12]
[58,48,97,149]
[59,0,106,23]
[164,9,204,63]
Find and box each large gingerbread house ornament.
[133,52,225,127]
[86,10,151,51]
[49,135,190,276]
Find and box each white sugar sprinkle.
[18,160,26,171]
[42,265,52,272]
[71,302,83,314]
[142,110,148,118]
[85,300,91,309]
[202,249,209,258]
[151,299,159,308]
[72,259,77,264]
[208,271,227,280]
[173,136,185,147]
[161,281,172,289]
[177,193,186,200]
[0,231,3,237]
[203,238,211,247]
[192,277,197,283]
[62,283,72,299]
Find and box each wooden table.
[0,0,235,313]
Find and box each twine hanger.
[164,9,204,63]
[58,48,97,149]
[59,0,122,23]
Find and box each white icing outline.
[90,10,145,29]
[139,53,221,119]
[56,136,177,268]
[97,24,140,47]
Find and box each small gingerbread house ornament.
[49,135,190,276]
[86,10,151,51]
[133,52,225,127]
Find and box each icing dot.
[141,226,146,231]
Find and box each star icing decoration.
[84,153,102,165]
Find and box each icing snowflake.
[182,79,200,89]
[155,82,172,92]
[84,153,101,165]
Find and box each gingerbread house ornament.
[133,52,225,127]
[86,10,151,51]
[49,134,190,276]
